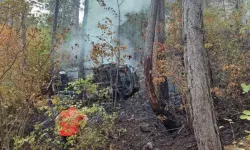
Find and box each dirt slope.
[111,93,196,150]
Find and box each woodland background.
[0,0,250,149]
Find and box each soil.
[110,92,250,150]
[111,92,197,150]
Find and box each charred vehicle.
[53,63,139,99]
[92,63,139,99]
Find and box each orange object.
[56,107,88,136]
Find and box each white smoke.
[56,0,150,71]
[82,0,150,69]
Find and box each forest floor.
[111,92,196,150]
[25,85,250,149]
[109,91,250,150]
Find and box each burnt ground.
[110,92,250,150]
[111,92,197,150]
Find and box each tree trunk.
[137,12,146,95]
[144,0,160,111]
[73,0,80,34]
[183,0,223,149]
[79,0,89,77]
[153,0,169,105]
[50,0,59,74]
[49,0,59,97]
[154,0,165,43]
[73,0,80,68]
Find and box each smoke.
[57,36,81,70]
[82,0,150,69]
[56,0,150,71]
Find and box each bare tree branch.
[119,0,125,6]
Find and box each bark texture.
[153,0,169,103]
[145,0,169,110]
[183,0,223,149]
[144,0,159,110]
[49,0,60,97]
[50,0,59,72]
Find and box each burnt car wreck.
[93,63,139,99]
[52,63,139,100]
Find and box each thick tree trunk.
[153,0,169,104]
[49,0,59,97]
[50,0,59,75]
[144,0,160,111]
[183,0,223,149]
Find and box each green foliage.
[75,107,117,149]
[203,5,250,98]
[66,75,98,94]
[0,1,54,148]
[98,87,111,99]
[162,1,250,98]
[65,75,111,100]
[239,83,250,124]
[240,110,250,120]
[14,101,117,150]
[241,83,250,94]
